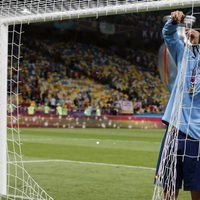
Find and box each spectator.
[27,104,35,115]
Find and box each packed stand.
[8,36,168,116]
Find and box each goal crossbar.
[1,0,200,25]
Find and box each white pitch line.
[9,159,155,171]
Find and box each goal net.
[0,0,200,200]
[1,22,54,200]
[153,12,200,200]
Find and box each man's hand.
[170,10,199,44]
[171,10,185,23]
[185,28,200,45]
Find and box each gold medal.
[188,85,195,94]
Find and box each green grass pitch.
[19,128,190,200]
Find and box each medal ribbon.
[191,61,198,86]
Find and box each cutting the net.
[153,10,200,200]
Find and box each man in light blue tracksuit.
[156,11,200,200]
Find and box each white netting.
[153,14,200,200]
[0,24,53,200]
[0,0,200,25]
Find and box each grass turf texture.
[16,128,190,199]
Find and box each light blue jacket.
[162,19,200,139]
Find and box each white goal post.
[0,0,200,199]
[0,23,8,196]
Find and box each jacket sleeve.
[162,19,184,67]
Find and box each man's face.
[185,28,200,45]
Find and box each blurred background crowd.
[8,8,200,116]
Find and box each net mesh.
[0,0,164,18]
[0,0,200,24]
[153,14,200,200]
[0,23,53,200]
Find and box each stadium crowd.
[8,34,169,116]
[8,11,182,116]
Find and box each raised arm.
[162,11,185,66]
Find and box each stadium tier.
[11,37,169,116]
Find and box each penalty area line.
[9,159,155,171]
